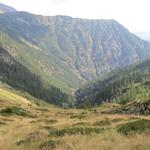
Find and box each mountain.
[135,32,150,41]
[0,3,16,13]
[0,3,150,105]
[75,59,150,108]
[0,12,150,89]
[0,12,85,94]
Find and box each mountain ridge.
[1,11,150,81]
[0,3,150,105]
[0,3,16,13]
[135,32,150,41]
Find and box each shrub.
[70,114,86,119]
[49,127,104,137]
[93,120,111,126]
[72,122,89,126]
[42,126,54,130]
[111,118,125,123]
[39,140,59,149]
[16,138,31,146]
[0,106,35,117]
[45,119,57,124]
[117,119,150,135]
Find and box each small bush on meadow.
[111,118,125,123]
[70,114,86,119]
[45,119,58,124]
[0,106,35,117]
[117,119,150,135]
[93,120,111,126]
[72,122,89,126]
[49,127,104,137]
[16,138,31,146]
[39,139,60,149]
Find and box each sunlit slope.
[0,87,31,105]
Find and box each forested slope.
[76,59,150,108]
[0,46,69,106]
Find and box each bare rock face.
[40,16,150,80]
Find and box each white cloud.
[0,0,150,32]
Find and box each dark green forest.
[76,59,150,108]
[0,47,69,106]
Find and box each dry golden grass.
[0,87,150,150]
[57,132,150,150]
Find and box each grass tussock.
[44,119,58,124]
[42,126,54,130]
[39,139,60,149]
[0,121,6,125]
[70,114,86,119]
[49,127,104,137]
[16,138,31,146]
[111,118,125,123]
[93,119,111,126]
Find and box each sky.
[0,0,150,32]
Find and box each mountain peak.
[0,3,17,13]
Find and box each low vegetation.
[0,121,6,125]
[93,119,111,126]
[49,127,104,137]
[117,119,150,135]
[39,139,60,149]
[0,106,35,117]
[70,114,86,119]
[16,138,31,146]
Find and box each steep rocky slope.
[1,11,150,93]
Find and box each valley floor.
[0,87,150,150]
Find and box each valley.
[0,3,150,150]
[0,85,150,150]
